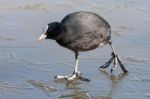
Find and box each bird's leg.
[66,52,80,81]
[111,54,118,73]
[55,52,79,81]
[74,52,80,74]
[55,52,90,82]
[116,55,128,73]
[67,52,90,81]
[109,40,128,73]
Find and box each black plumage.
[39,11,127,82]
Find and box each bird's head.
[38,22,65,41]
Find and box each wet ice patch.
[126,56,150,63]
[0,35,13,41]
[16,3,49,10]
[59,91,91,99]
[27,80,57,96]
[0,81,22,96]
[145,93,150,97]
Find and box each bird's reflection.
[59,81,90,99]
[56,71,127,99]
[100,71,128,99]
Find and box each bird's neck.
[55,25,66,40]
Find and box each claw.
[55,72,90,82]
[78,76,90,82]
[66,73,77,81]
[100,62,111,69]
[55,75,68,80]
[111,67,116,73]
[99,54,114,69]
[110,56,118,73]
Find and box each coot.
[39,11,128,81]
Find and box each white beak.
[38,34,47,41]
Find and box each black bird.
[39,11,128,81]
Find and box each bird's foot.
[55,71,90,82]
[99,62,111,70]
[99,53,115,70]
[110,55,128,74]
